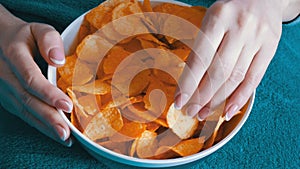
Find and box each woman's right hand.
[0,4,73,146]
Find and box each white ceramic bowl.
[47,0,255,167]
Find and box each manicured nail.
[55,100,73,113]
[174,93,189,110]
[186,104,201,117]
[64,137,73,147]
[49,48,65,65]
[55,125,68,141]
[225,104,238,121]
[197,107,209,121]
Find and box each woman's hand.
[174,0,300,121]
[0,5,73,146]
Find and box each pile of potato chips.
[57,0,248,159]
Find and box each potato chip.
[77,94,100,116]
[171,137,205,156]
[145,121,161,132]
[136,130,158,158]
[103,94,143,110]
[67,89,93,129]
[57,77,69,93]
[76,34,113,63]
[144,79,176,119]
[72,79,110,95]
[84,107,123,141]
[112,1,149,37]
[58,55,93,86]
[103,46,131,74]
[70,108,84,132]
[112,68,151,97]
[85,0,131,29]
[157,130,181,147]
[166,103,198,139]
[118,121,146,138]
[78,19,97,43]
[142,0,152,12]
[130,137,138,157]
[124,102,158,123]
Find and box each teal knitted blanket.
[0,0,299,168]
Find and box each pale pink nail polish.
[186,104,201,117]
[55,100,73,113]
[174,93,189,110]
[55,125,67,141]
[49,48,65,65]
[64,137,73,147]
[197,107,209,121]
[225,104,238,121]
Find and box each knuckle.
[209,61,232,82]
[246,73,261,89]
[188,53,209,71]
[22,67,41,90]
[237,12,254,30]
[210,1,231,18]
[228,68,246,84]
[20,90,33,108]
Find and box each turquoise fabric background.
[0,0,299,168]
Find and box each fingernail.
[174,93,189,110]
[197,107,209,121]
[55,100,73,113]
[49,48,65,65]
[225,104,238,121]
[186,104,201,117]
[64,137,73,147]
[55,125,68,141]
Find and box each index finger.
[174,5,226,109]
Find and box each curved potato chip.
[77,94,100,116]
[76,34,113,63]
[57,77,69,93]
[84,107,123,140]
[130,137,138,157]
[136,130,158,158]
[158,130,181,147]
[72,79,110,95]
[112,1,149,36]
[172,137,205,156]
[85,0,131,29]
[78,19,97,43]
[103,46,131,74]
[67,89,93,129]
[144,78,176,118]
[124,102,158,122]
[118,121,147,138]
[154,137,205,159]
[103,95,143,110]
[146,122,161,132]
[113,68,151,97]
[142,0,152,12]
[153,146,178,159]
[166,103,198,139]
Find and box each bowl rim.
[47,0,256,167]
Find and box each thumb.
[30,23,65,66]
